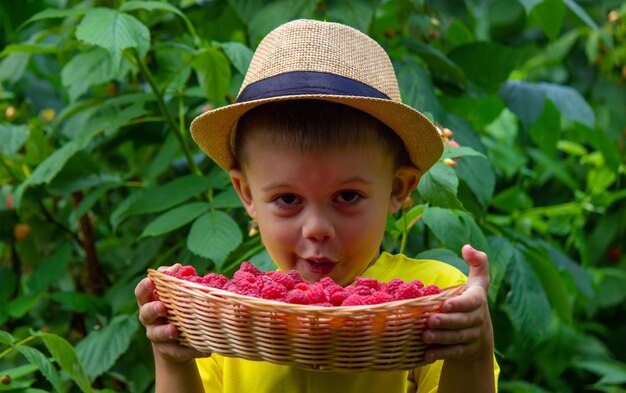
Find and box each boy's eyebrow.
[260,176,374,192]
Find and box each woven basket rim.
[148,268,466,311]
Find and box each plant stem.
[400,212,408,255]
[0,336,35,359]
[71,191,104,296]
[134,53,200,176]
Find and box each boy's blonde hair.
[234,100,410,170]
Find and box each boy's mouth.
[300,257,337,275]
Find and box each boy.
[136,19,498,392]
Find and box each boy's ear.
[388,166,420,214]
[229,168,256,218]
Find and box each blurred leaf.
[14,345,65,393]
[50,292,110,314]
[492,186,532,213]
[140,202,210,238]
[187,210,243,270]
[247,0,317,46]
[326,0,377,33]
[0,53,29,83]
[395,57,445,120]
[487,236,514,303]
[0,268,17,302]
[503,248,552,342]
[573,358,626,385]
[531,0,565,40]
[0,123,28,159]
[61,48,116,102]
[227,0,273,22]
[119,0,195,35]
[26,242,72,293]
[528,148,579,190]
[8,294,43,318]
[22,8,84,25]
[209,187,242,209]
[127,174,214,217]
[417,162,463,210]
[529,100,560,157]
[441,145,486,160]
[76,8,150,69]
[76,315,139,380]
[220,41,253,76]
[35,332,93,393]
[593,268,626,308]
[563,0,611,46]
[0,330,17,345]
[541,240,593,298]
[448,42,519,93]
[191,49,231,105]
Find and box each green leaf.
[448,42,519,93]
[395,57,444,120]
[0,330,17,345]
[69,180,122,225]
[0,124,28,159]
[563,0,611,46]
[517,0,543,14]
[191,49,231,105]
[422,207,467,254]
[26,242,72,293]
[0,43,59,57]
[140,202,210,238]
[0,267,16,302]
[527,148,579,190]
[486,236,514,304]
[326,0,377,33]
[404,42,465,85]
[220,42,253,76]
[127,175,214,217]
[524,247,573,324]
[503,248,551,343]
[529,100,560,157]
[76,315,139,380]
[418,162,463,210]
[531,0,566,40]
[573,358,626,385]
[247,0,317,46]
[22,8,85,26]
[441,145,486,160]
[8,294,43,318]
[61,48,116,102]
[50,292,110,314]
[75,8,150,69]
[209,187,243,209]
[187,211,243,269]
[15,345,65,393]
[416,248,469,275]
[0,53,29,83]
[539,82,595,128]
[35,332,93,393]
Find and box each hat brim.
[190,94,443,174]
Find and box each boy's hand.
[135,264,210,363]
[423,244,494,363]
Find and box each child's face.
[230,134,418,286]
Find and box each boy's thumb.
[462,244,490,290]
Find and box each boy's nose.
[302,212,335,242]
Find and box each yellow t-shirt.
[196,252,499,392]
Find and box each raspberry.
[304,287,328,304]
[187,276,204,284]
[354,277,382,291]
[316,276,337,288]
[369,291,393,304]
[342,295,366,306]
[329,290,350,306]
[422,284,441,296]
[324,284,344,296]
[236,281,261,297]
[410,280,425,290]
[395,283,422,300]
[233,271,257,284]
[261,284,287,300]
[202,273,228,289]
[385,278,404,296]
[288,270,305,284]
[294,282,309,291]
[176,265,197,278]
[286,289,308,304]
[355,286,374,296]
[265,271,295,290]
[239,261,262,276]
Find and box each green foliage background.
[1,0,625,392]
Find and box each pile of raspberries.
[164,262,441,307]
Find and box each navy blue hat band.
[236,71,390,103]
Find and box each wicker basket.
[148,269,466,372]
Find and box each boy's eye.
[275,194,301,206]
[336,191,362,204]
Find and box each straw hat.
[190,19,443,173]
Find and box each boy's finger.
[139,301,168,326]
[157,263,182,273]
[135,278,156,306]
[462,244,490,290]
[147,323,178,343]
